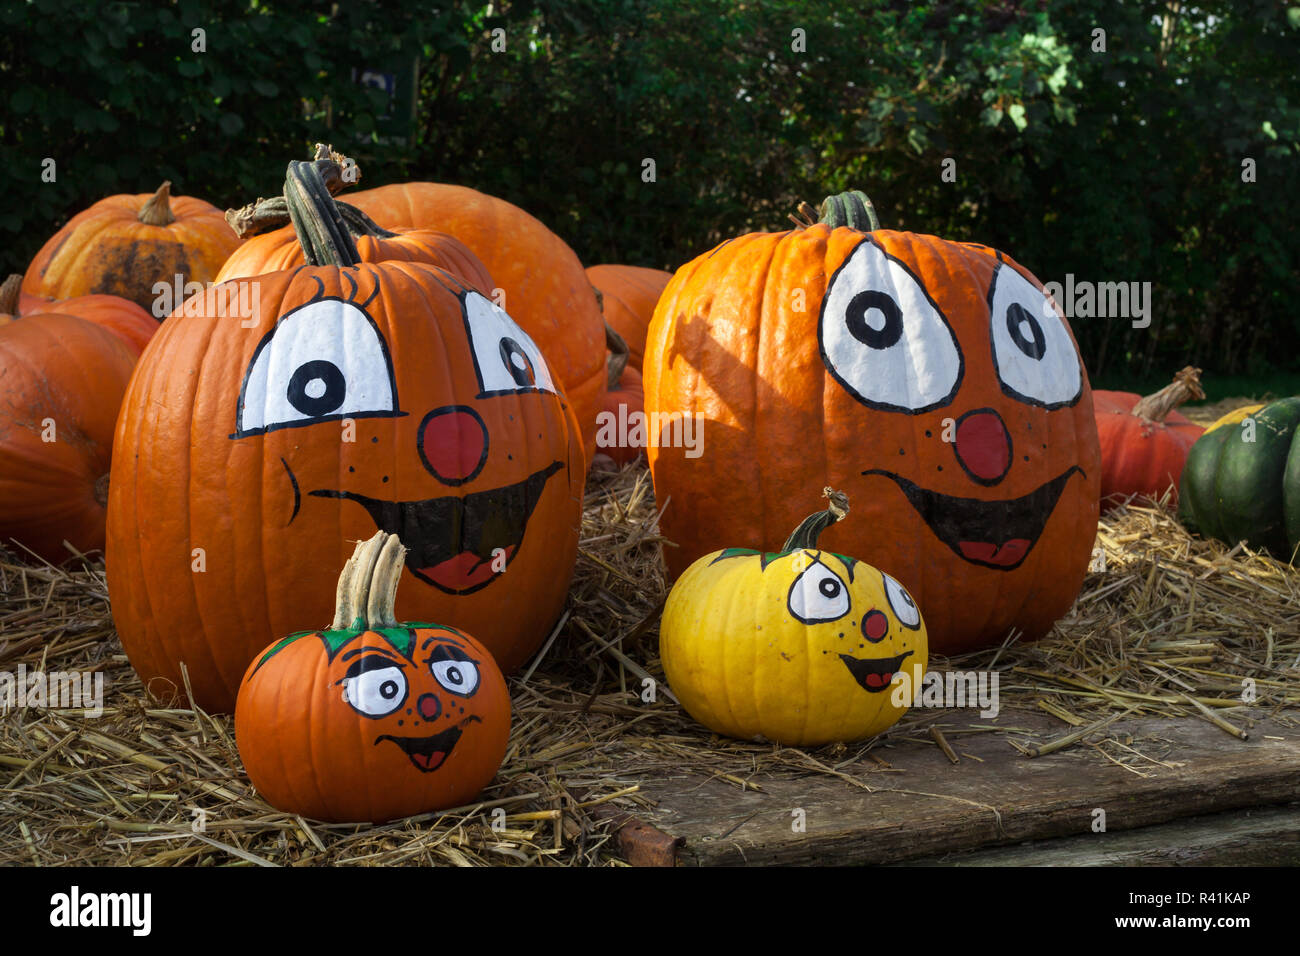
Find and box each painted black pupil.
[380,680,398,699]
[1006,303,1047,360]
[499,337,536,387]
[846,290,903,350]
[445,666,463,685]
[819,577,841,599]
[287,359,346,416]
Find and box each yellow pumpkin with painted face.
[659,490,927,746]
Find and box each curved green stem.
[781,488,851,551]
[818,190,881,231]
[285,160,361,267]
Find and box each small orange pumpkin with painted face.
[236,531,510,823]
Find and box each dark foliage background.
[2,0,1296,382]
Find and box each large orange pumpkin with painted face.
[107,161,584,712]
[236,531,511,823]
[645,192,1101,655]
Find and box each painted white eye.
[463,291,557,396]
[882,572,921,630]
[788,559,851,624]
[430,658,480,696]
[341,659,408,718]
[236,298,397,436]
[988,261,1082,409]
[820,238,963,413]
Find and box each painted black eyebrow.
[425,644,475,663]
[421,634,468,651]
[340,646,402,663]
[334,653,407,686]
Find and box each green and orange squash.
[1178,398,1300,560]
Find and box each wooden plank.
[899,802,1300,866]
[628,708,1300,866]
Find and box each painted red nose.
[953,408,1012,485]
[417,693,441,721]
[418,406,488,485]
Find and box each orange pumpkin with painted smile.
[645,192,1100,654]
[236,532,511,823]
[107,161,583,712]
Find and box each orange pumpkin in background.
[2,274,158,356]
[1094,366,1205,511]
[107,161,583,712]
[0,313,137,563]
[347,182,607,463]
[236,531,510,823]
[595,362,645,466]
[645,191,1101,655]
[586,264,673,371]
[22,182,241,312]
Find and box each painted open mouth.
[311,461,563,594]
[375,716,481,773]
[862,467,1083,570]
[839,651,914,693]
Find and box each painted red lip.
[417,545,516,592]
[958,539,1031,567]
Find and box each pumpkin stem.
[605,320,629,390]
[817,190,881,231]
[1130,366,1204,423]
[331,531,406,630]
[339,202,398,238]
[285,159,361,267]
[788,200,820,229]
[781,488,851,552]
[225,145,364,238]
[138,182,177,227]
[0,274,21,315]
